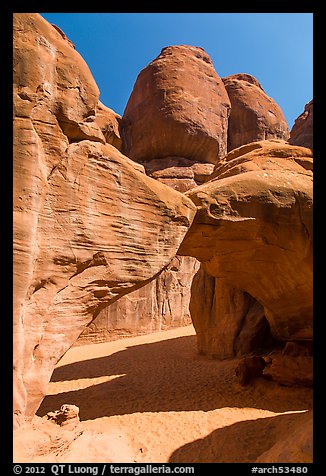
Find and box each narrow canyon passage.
[16,325,312,463]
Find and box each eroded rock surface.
[189,269,272,359]
[79,256,200,343]
[13,13,196,425]
[222,73,290,151]
[235,356,267,386]
[120,45,231,164]
[95,100,122,150]
[179,140,313,355]
[289,100,313,151]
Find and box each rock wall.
[78,256,199,343]
[189,268,272,359]
[289,100,313,151]
[179,140,313,356]
[13,13,196,425]
[79,158,204,344]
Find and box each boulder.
[263,353,313,387]
[178,140,313,353]
[46,404,80,429]
[13,13,196,426]
[222,73,290,151]
[120,45,231,164]
[289,100,313,151]
[235,356,267,386]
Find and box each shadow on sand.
[37,335,312,421]
[169,410,312,463]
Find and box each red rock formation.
[95,100,122,150]
[289,100,313,151]
[256,411,313,463]
[120,45,231,164]
[140,157,215,192]
[13,15,313,441]
[79,256,200,343]
[81,44,226,344]
[222,74,290,151]
[235,356,267,386]
[264,354,313,387]
[46,404,80,429]
[263,342,313,387]
[79,157,205,344]
[13,13,196,426]
[178,140,313,355]
[189,269,272,359]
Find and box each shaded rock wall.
[189,268,272,359]
[79,256,199,343]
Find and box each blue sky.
[40,13,313,129]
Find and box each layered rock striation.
[13,13,313,434]
[13,13,196,425]
[79,256,200,343]
[178,140,313,357]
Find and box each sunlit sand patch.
[46,374,126,395]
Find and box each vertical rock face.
[94,100,123,150]
[189,268,272,359]
[222,74,290,151]
[120,45,231,164]
[79,256,200,343]
[178,140,313,356]
[79,162,203,344]
[13,13,196,425]
[289,100,313,151]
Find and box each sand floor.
[14,325,313,463]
